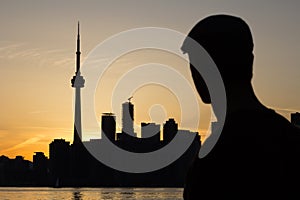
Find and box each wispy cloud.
[15,126,71,133]
[0,41,73,68]
[53,57,74,67]
[45,49,66,54]
[1,135,45,153]
[7,48,41,59]
[0,41,112,71]
[0,42,26,52]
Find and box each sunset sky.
[0,1,299,161]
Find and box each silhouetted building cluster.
[0,153,49,186]
[1,111,299,187]
[46,98,200,187]
[291,112,300,128]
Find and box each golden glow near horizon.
[0,1,299,161]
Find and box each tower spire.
[76,21,81,73]
[78,21,80,37]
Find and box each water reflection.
[73,190,83,200]
[0,187,183,200]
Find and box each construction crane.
[102,112,114,116]
[128,96,133,102]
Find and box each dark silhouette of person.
[181,14,300,199]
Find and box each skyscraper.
[141,122,160,140]
[163,118,178,143]
[102,112,116,142]
[49,139,70,182]
[71,22,85,145]
[122,99,135,136]
[291,112,300,128]
[33,152,48,184]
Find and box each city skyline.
[0,98,199,161]
[0,94,200,187]
[1,1,300,161]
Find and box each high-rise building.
[71,22,85,145]
[291,112,300,128]
[49,139,70,182]
[102,112,116,141]
[141,122,160,140]
[122,100,135,136]
[33,152,48,184]
[163,118,178,143]
[33,152,48,174]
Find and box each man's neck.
[213,83,267,120]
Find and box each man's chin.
[200,96,211,104]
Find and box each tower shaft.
[73,88,82,144]
[71,22,85,145]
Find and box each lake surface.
[0,187,183,200]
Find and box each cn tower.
[71,22,85,145]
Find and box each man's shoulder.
[228,108,294,128]
[229,107,281,119]
[224,108,300,142]
[258,108,300,135]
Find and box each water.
[0,187,183,200]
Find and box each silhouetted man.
[181,14,300,199]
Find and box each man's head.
[181,14,254,103]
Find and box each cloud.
[1,135,45,153]
[0,42,26,52]
[7,48,41,59]
[0,41,72,68]
[15,125,71,133]
[45,49,66,54]
[53,57,74,67]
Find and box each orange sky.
[0,1,299,161]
